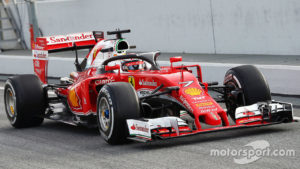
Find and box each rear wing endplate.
[32,31,104,83]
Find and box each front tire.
[96,82,140,145]
[4,75,46,128]
[224,65,271,121]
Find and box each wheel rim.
[227,81,245,105]
[99,97,111,132]
[225,81,245,121]
[5,88,16,118]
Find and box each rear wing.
[32,31,104,84]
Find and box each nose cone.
[204,112,222,125]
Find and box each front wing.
[126,101,295,142]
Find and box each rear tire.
[97,82,140,145]
[223,65,271,121]
[4,74,46,128]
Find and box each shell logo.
[68,88,81,108]
[185,88,202,96]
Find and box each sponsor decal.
[180,95,193,112]
[198,105,216,110]
[125,60,144,67]
[193,99,211,103]
[128,76,135,87]
[137,89,152,97]
[127,119,151,139]
[184,88,202,96]
[95,77,114,85]
[196,101,213,107]
[242,111,255,116]
[191,96,206,101]
[130,124,149,133]
[34,38,47,50]
[46,32,94,44]
[33,50,48,59]
[238,117,261,124]
[192,96,205,103]
[34,44,46,50]
[33,57,48,84]
[200,108,218,113]
[139,79,157,87]
[178,80,193,87]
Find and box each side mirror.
[105,64,120,71]
[170,56,182,63]
[170,56,182,69]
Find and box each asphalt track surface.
[0,82,299,169]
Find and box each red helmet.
[122,60,146,72]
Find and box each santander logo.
[47,32,94,44]
[130,124,149,132]
[131,124,136,130]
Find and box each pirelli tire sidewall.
[224,65,271,119]
[96,82,140,145]
[4,75,46,128]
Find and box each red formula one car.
[4,29,294,144]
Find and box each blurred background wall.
[7,0,300,55]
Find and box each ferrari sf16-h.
[4,29,294,144]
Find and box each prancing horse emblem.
[128,76,135,87]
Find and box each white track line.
[0,87,3,90]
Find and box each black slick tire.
[96,82,140,145]
[4,74,46,128]
[223,65,271,121]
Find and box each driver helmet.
[122,59,146,72]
